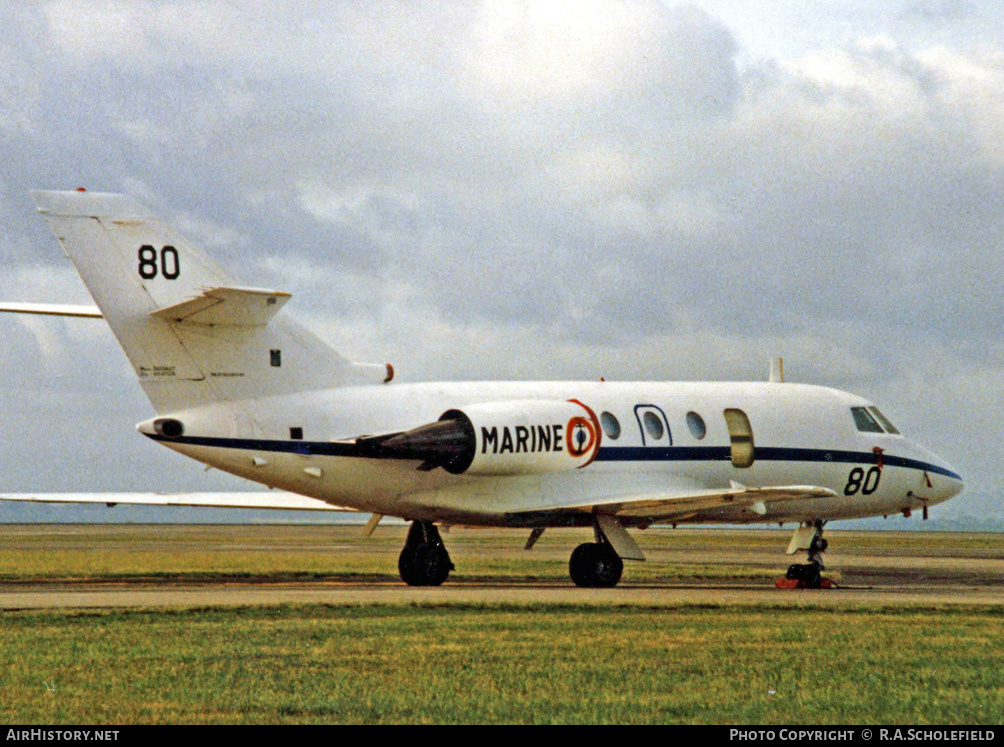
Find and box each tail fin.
[32,189,387,413]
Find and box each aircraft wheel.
[398,542,451,586]
[569,542,623,588]
[784,563,821,589]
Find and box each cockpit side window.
[851,407,884,433]
[867,407,900,435]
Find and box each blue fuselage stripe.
[144,433,961,481]
[595,446,961,480]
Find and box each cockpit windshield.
[868,406,900,434]
[851,406,901,435]
[851,407,883,433]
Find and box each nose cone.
[909,440,963,506]
[936,466,965,503]
[929,470,964,506]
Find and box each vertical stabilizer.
[31,190,375,413]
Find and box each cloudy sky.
[1,1,1001,524]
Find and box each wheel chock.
[774,576,839,590]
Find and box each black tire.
[398,542,451,586]
[569,543,597,587]
[592,544,623,587]
[785,563,821,588]
[802,563,822,588]
[569,542,623,588]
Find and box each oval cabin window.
[600,411,621,440]
[643,411,664,441]
[686,411,706,440]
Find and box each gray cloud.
[902,0,976,22]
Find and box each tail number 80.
[138,245,180,280]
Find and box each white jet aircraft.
[0,189,964,587]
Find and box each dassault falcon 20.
[0,189,963,587]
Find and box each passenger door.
[634,404,672,448]
[723,408,754,468]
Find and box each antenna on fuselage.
[768,357,784,383]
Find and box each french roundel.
[566,416,597,458]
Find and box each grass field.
[4,603,1002,724]
[1,525,1002,724]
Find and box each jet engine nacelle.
[378,399,601,475]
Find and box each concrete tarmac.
[1,524,1001,611]
[2,580,1003,610]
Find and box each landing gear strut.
[398,520,454,586]
[569,524,624,588]
[778,521,835,589]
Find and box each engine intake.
[378,399,600,475]
[378,415,476,474]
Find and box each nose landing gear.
[776,521,837,589]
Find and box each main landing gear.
[776,521,837,590]
[398,520,454,586]
[397,519,629,588]
[569,525,624,588]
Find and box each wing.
[0,302,102,318]
[387,468,835,527]
[0,491,359,511]
[525,483,837,520]
[501,479,835,561]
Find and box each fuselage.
[23,189,967,589]
[138,380,963,526]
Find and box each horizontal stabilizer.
[0,491,358,512]
[149,287,292,326]
[33,189,151,219]
[0,302,102,318]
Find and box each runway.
[1,524,1001,610]
[3,579,1003,610]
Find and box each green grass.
[3,603,1002,724]
[0,526,791,583]
[2,526,1001,723]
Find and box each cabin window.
[851,407,883,433]
[686,411,706,440]
[868,407,900,435]
[600,411,621,440]
[643,411,664,441]
[723,408,754,468]
[290,427,303,440]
